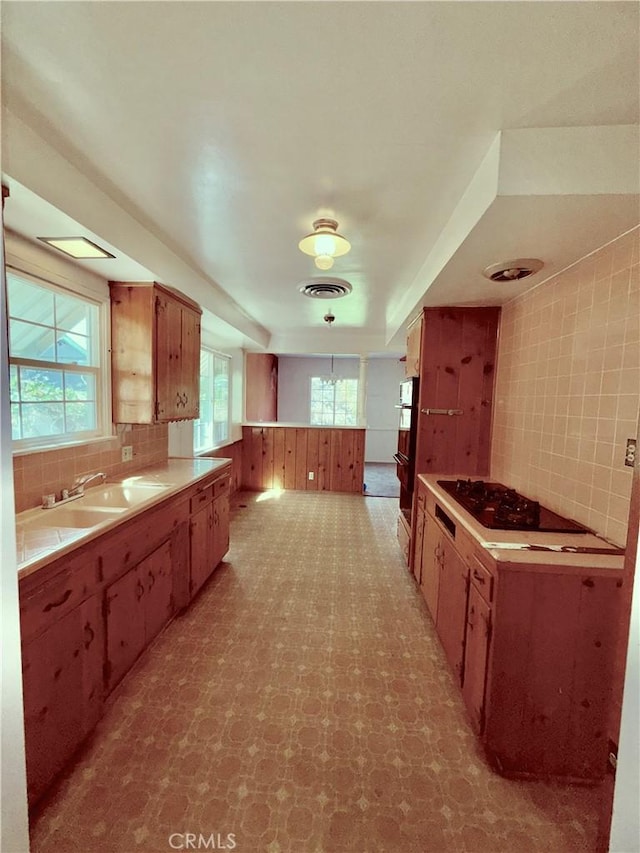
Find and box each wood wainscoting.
[242,426,365,494]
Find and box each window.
[194,348,230,452]
[7,271,106,448]
[310,377,358,426]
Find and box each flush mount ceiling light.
[482,258,544,282]
[298,218,351,270]
[38,237,116,260]
[298,277,353,299]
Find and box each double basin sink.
[37,483,171,528]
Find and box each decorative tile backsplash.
[13,424,169,514]
[491,226,639,547]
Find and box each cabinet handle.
[148,570,155,590]
[136,579,144,601]
[473,569,486,584]
[43,589,72,612]
[83,622,95,649]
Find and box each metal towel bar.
[420,408,464,416]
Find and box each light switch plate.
[625,438,636,468]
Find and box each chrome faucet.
[67,471,107,497]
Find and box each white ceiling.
[1,1,639,355]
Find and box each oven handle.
[393,453,408,466]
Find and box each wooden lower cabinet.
[105,538,173,692]
[21,595,104,805]
[416,478,621,781]
[419,512,441,620]
[462,582,492,733]
[19,463,232,806]
[189,475,230,598]
[434,536,469,684]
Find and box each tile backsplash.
[13,424,169,514]
[491,226,639,547]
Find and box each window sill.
[12,434,119,458]
[195,438,236,456]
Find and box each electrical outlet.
[121,445,133,462]
[308,471,315,480]
[625,438,637,468]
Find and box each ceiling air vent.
[482,258,544,282]
[298,277,353,299]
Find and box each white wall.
[277,355,404,462]
[1,219,31,851]
[365,357,406,463]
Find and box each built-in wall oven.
[394,377,418,521]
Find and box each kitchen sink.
[82,483,170,508]
[38,507,126,528]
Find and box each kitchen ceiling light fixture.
[321,353,340,386]
[38,236,116,260]
[482,258,544,282]
[298,218,351,270]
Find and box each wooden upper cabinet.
[110,281,202,423]
[415,306,500,477]
[405,312,423,378]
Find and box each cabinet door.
[180,307,201,419]
[22,595,103,805]
[420,514,441,620]
[435,538,469,684]
[462,584,492,733]
[212,492,230,568]
[412,503,426,584]
[142,539,174,644]
[190,501,213,598]
[155,293,184,421]
[105,566,146,691]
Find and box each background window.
[310,377,358,426]
[7,272,104,447]
[194,349,230,452]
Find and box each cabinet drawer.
[190,485,213,513]
[20,557,99,643]
[469,553,494,604]
[213,475,230,499]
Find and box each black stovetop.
[437,479,588,534]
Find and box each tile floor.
[30,491,602,853]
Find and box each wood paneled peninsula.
[242,424,365,494]
[16,457,231,806]
[415,474,624,783]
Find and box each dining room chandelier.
[321,354,340,386]
[298,218,351,270]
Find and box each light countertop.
[243,422,365,429]
[16,457,231,579]
[418,474,625,572]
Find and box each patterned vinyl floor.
[29,491,602,853]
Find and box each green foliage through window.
[194,349,230,452]
[310,377,358,426]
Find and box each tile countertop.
[419,474,625,572]
[15,457,231,579]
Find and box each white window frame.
[7,267,112,453]
[309,376,359,426]
[193,347,231,454]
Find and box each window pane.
[11,403,22,440]
[19,368,64,402]
[8,278,54,325]
[56,332,91,365]
[310,377,358,426]
[19,402,65,439]
[65,402,96,432]
[64,372,96,401]
[9,365,19,402]
[55,292,93,334]
[194,349,230,452]
[9,319,56,360]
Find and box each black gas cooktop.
[437,479,588,534]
